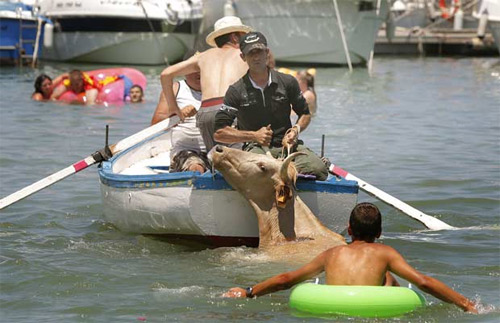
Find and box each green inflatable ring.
[289,283,426,318]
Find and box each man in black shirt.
[214,32,328,181]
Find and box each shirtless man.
[160,16,252,151]
[224,202,477,313]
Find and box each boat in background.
[39,0,203,65]
[0,1,46,66]
[474,0,500,54]
[199,0,389,66]
[375,0,498,56]
[98,128,358,247]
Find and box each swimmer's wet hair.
[349,202,382,240]
[34,74,51,93]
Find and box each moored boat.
[200,0,389,66]
[0,1,46,66]
[98,129,358,247]
[39,0,203,65]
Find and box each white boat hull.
[42,32,194,65]
[98,131,358,246]
[233,0,389,65]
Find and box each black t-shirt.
[214,69,310,147]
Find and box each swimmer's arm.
[151,82,181,125]
[50,83,67,100]
[31,93,44,101]
[388,248,477,313]
[224,251,327,298]
[383,272,400,286]
[160,56,199,121]
[52,73,69,86]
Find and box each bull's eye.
[257,162,266,172]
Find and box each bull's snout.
[215,145,224,153]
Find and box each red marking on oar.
[331,165,348,178]
[73,160,89,172]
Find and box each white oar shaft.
[330,165,454,230]
[0,116,180,210]
[0,156,96,210]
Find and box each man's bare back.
[197,47,248,100]
[160,44,248,117]
[324,241,396,286]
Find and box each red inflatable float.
[56,68,147,105]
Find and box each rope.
[139,0,170,66]
[332,0,353,72]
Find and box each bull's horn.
[280,152,306,182]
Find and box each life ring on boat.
[439,0,459,19]
[56,68,147,105]
[289,283,426,318]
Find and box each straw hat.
[205,16,252,47]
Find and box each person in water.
[295,69,317,114]
[224,202,478,313]
[129,84,144,103]
[51,69,99,104]
[31,73,68,101]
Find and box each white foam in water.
[473,296,498,315]
[152,285,204,301]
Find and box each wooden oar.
[329,164,455,231]
[0,116,180,210]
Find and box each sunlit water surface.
[1,57,499,322]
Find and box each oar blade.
[0,156,97,210]
[330,165,455,230]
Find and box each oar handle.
[0,116,181,210]
[329,165,455,231]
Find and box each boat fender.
[385,11,396,41]
[453,8,463,30]
[43,23,53,48]
[224,0,236,16]
[476,12,488,39]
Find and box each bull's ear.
[280,152,306,183]
[275,184,293,209]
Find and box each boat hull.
[233,0,389,65]
[42,32,194,65]
[0,9,43,65]
[99,131,358,246]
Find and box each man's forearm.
[296,114,311,132]
[160,71,179,115]
[214,127,256,144]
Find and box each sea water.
[0,57,499,322]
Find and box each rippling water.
[1,57,499,322]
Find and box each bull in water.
[211,146,345,257]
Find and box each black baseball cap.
[239,32,268,55]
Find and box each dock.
[375,28,498,56]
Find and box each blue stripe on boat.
[98,131,358,194]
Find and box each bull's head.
[210,146,304,209]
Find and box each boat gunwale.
[98,131,359,194]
